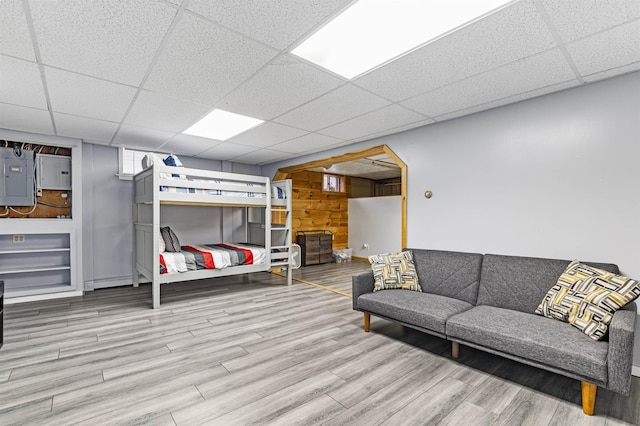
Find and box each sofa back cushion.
[477,254,620,313]
[409,249,483,305]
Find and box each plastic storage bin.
[332,248,352,263]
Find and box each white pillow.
[141,153,163,170]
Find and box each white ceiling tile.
[187,0,352,49]
[354,0,556,101]
[0,56,47,109]
[230,149,292,165]
[157,133,222,156]
[219,55,343,120]
[581,62,640,83]
[30,0,177,85]
[350,119,435,143]
[270,132,345,154]
[566,20,640,78]
[53,113,119,143]
[0,0,35,60]
[112,124,177,151]
[0,103,53,135]
[401,49,577,118]
[433,80,581,122]
[275,84,392,131]
[540,0,640,43]
[225,122,307,148]
[45,67,137,122]
[197,142,257,161]
[125,91,211,133]
[319,105,427,141]
[145,13,278,105]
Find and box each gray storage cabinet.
[296,230,333,266]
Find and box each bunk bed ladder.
[270,179,293,286]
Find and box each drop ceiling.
[0,0,638,165]
[309,154,401,180]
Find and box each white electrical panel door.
[36,154,71,191]
[0,147,35,206]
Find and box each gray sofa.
[352,249,637,415]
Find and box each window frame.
[117,147,159,180]
[322,173,346,193]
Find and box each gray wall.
[263,71,640,369]
[82,144,260,289]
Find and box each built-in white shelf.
[0,230,75,300]
[0,248,70,255]
[0,130,83,303]
[0,265,72,275]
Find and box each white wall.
[397,72,639,274]
[264,71,640,369]
[349,196,402,258]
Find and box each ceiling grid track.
[109,1,189,146]
[533,0,585,85]
[21,0,57,135]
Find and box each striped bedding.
[160,243,266,274]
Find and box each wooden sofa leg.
[452,341,459,359]
[363,313,370,332]
[581,381,597,415]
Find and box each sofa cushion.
[446,305,609,382]
[357,291,473,335]
[409,249,483,305]
[369,251,421,292]
[477,254,619,314]
[536,260,640,341]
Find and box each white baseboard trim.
[85,275,150,291]
[632,366,640,378]
[5,290,84,305]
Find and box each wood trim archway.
[273,144,407,249]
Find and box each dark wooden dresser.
[296,231,333,266]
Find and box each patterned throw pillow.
[369,251,421,292]
[160,226,181,253]
[536,260,640,340]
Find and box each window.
[118,147,157,180]
[323,173,345,193]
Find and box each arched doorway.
[273,145,406,256]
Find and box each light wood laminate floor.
[0,263,638,425]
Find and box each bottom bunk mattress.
[160,243,266,274]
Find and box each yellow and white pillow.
[536,260,640,340]
[369,251,421,292]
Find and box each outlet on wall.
[13,234,25,243]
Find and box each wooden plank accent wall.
[290,171,349,248]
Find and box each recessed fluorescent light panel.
[184,109,264,141]
[292,0,513,79]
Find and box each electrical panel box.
[0,147,35,206]
[36,154,71,192]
